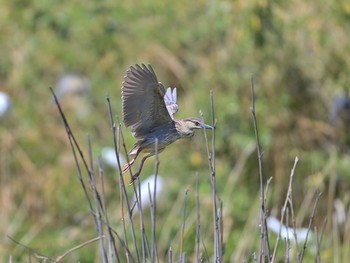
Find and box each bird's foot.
[122,163,130,175]
[128,172,140,185]
[122,158,136,175]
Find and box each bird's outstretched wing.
[122,64,173,139]
[164,87,178,119]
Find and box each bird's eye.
[195,121,200,126]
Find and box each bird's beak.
[200,123,213,129]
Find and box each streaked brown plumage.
[121,64,212,183]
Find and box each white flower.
[101,147,126,169]
[0,92,11,117]
[132,175,165,214]
[267,216,311,244]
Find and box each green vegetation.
[1,0,350,262]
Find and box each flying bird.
[121,64,212,183]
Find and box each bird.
[330,95,350,152]
[121,64,212,183]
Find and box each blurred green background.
[1,0,350,262]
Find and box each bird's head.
[176,117,213,137]
[183,117,213,130]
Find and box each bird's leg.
[122,158,135,174]
[122,147,142,174]
[129,152,154,185]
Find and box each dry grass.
[1,1,350,261]
[5,83,331,262]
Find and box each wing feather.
[122,64,173,139]
[164,87,178,119]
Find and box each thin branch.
[271,157,299,262]
[54,236,104,262]
[195,172,201,262]
[250,77,270,262]
[98,156,120,263]
[106,96,141,262]
[87,135,108,263]
[201,90,220,262]
[7,235,52,262]
[150,138,160,263]
[315,218,327,263]
[180,189,189,262]
[219,198,224,259]
[285,209,290,263]
[298,192,322,261]
[168,247,173,263]
[50,88,98,226]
